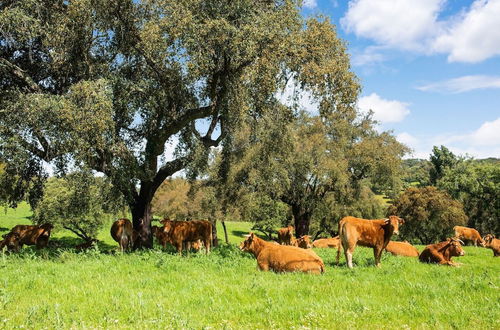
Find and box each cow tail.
[120,230,129,252]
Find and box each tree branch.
[0,58,41,92]
[151,156,190,193]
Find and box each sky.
[300,0,500,159]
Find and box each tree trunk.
[131,200,153,249]
[221,221,229,244]
[292,204,311,237]
[210,218,219,248]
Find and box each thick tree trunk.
[292,204,311,237]
[131,200,153,249]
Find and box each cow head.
[483,234,495,245]
[239,233,256,252]
[1,232,20,252]
[296,235,312,249]
[447,238,465,257]
[384,216,404,235]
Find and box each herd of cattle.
[1,216,498,274]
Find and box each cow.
[0,232,21,252]
[277,226,295,245]
[453,226,485,247]
[419,238,465,266]
[294,235,312,249]
[152,225,169,249]
[336,215,404,268]
[161,219,212,255]
[385,241,419,257]
[110,218,137,252]
[239,232,325,274]
[75,239,98,251]
[8,223,54,249]
[483,234,500,257]
[312,237,340,249]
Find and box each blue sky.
[301,0,500,159]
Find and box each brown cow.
[277,226,294,245]
[294,235,312,249]
[239,233,325,274]
[110,218,137,252]
[419,238,465,266]
[0,232,21,252]
[337,215,404,268]
[312,237,340,249]
[483,234,500,257]
[161,219,212,255]
[453,226,485,247]
[152,225,169,249]
[385,241,419,257]
[8,223,54,249]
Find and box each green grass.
[1,204,499,329]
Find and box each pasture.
[1,205,499,329]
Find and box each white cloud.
[350,46,386,67]
[417,75,500,93]
[469,118,500,146]
[342,0,500,63]
[433,0,500,63]
[303,0,318,9]
[358,93,410,123]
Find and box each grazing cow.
[239,233,325,274]
[161,219,212,255]
[277,226,295,245]
[453,226,485,247]
[385,241,419,257]
[483,234,500,257]
[294,235,312,249]
[312,237,340,249]
[110,218,137,252]
[152,225,169,248]
[0,232,21,252]
[337,215,404,268]
[75,239,98,251]
[8,223,54,249]
[419,238,465,266]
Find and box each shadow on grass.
[232,230,250,238]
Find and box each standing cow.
[483,234,499,257]
[453,226,485,247]
[110,218,137,252]
[419,238,465,266]
[277,226,294,245]
[337,216,404,268]
[8,223,54,249]
[240,233,324,274]
[161,219,212,255]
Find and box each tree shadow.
[232,230,250,238]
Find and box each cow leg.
[344,245,355,269]
[374,247,383,267]
[257,261,269,271]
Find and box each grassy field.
[1,204,499,329]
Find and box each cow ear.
[384,218,390,224]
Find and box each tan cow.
[161,219,212,255]
[453,226,485,247]
[385,241,419,257]
[483,234,499,257]
[239,233,325,274]
[294,235,312,249]
[419,238,465,266]
[337,215,404,268]
[277,226,294,245]
[0,232,21,252]
[312,237,340,249]
[110,218,137,252]
[8,223,54,249]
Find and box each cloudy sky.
[301,0,500,159]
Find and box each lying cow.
[294,235,312,249]
[240,232,324,274]
[337,215,404,268]
[453,226,485,247]
[8,223,54,249]
[385,241,419,257]
[483,234,499,257]
[277,226,294,245]
[312,237,340,249]
[419,238,465,266]
[110,218,137,252]
[161,219,212,255]
[0,232,21,252]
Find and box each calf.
[9,223,54,249]
[277,226,295,245]
[453,226,485,247]
[419,238,465,266]
[312,237,340,249]
[152,225,169,249]
[294,235,312,249]
[336,215,404,268]
[239,233,324,274]
[0,232,21,252]
[110,218,137,252]
[483,234,499,257]
[161,219,212,255]
[385,241,419,257]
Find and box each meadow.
[1,204,499,329]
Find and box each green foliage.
[389,186,468,244]
[243,193,290,239]
[402,158,432,187]
[429,146,459,184]
[438,161,500,236]
[33,171,125,241]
